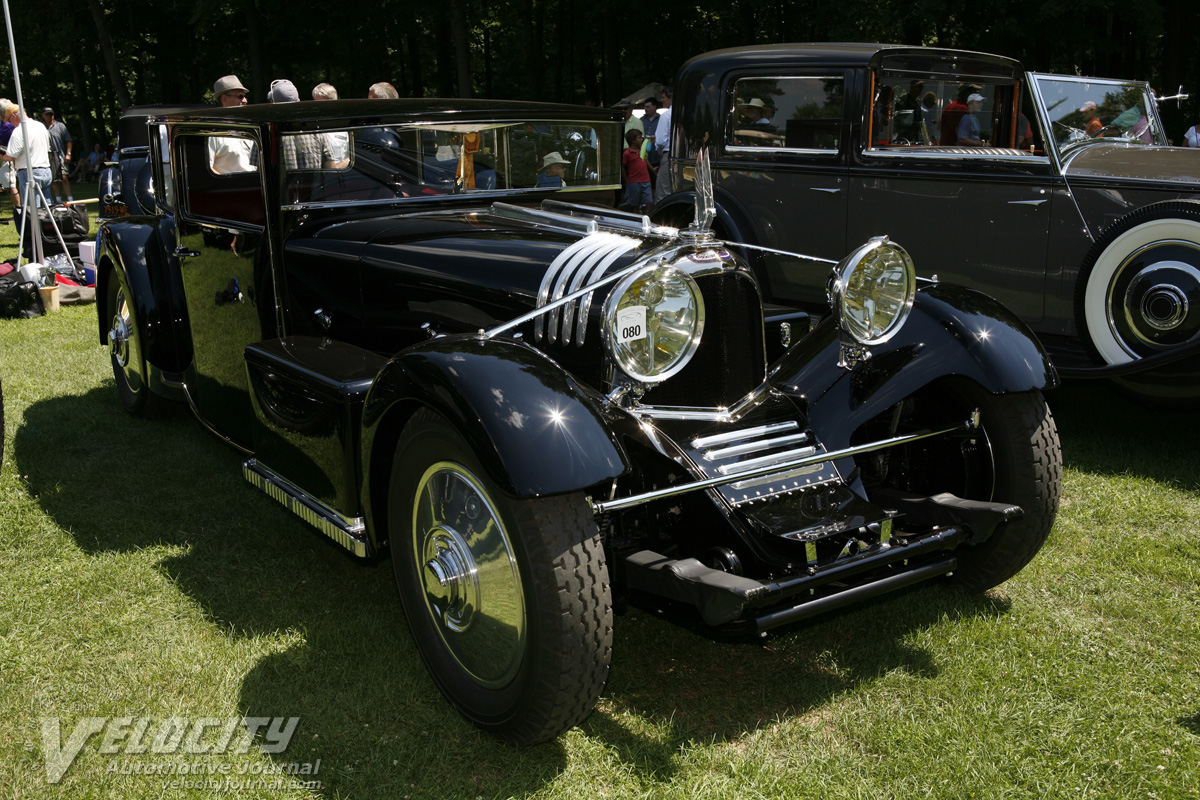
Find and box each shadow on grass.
[1049,381,1200,489]
[11,386,1025,795]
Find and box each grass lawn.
[0,187,1198,799]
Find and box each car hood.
[1062,144,1200,187]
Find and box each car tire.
[863,382,1061,593]
[1077,201,1200,365]
[106,272,164,417]
[946,388,1062,593]
[388,408,612,745]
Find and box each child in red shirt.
[621,130,652,213]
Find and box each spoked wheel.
[1078,201,1200,365]
[106,273,164,417]
[388,408,612,745]
[861,380,1062,592]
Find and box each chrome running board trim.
[243,458,370,557]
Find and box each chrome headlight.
[603,264,705,383]
[828,237,916,346]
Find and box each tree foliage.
[2,0,1198,149]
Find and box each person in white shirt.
[0,100,52,212]
[311,82,350,163]
[1184,122,1200,148]
[207,75,256,174]
[653,86,673,205]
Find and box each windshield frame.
[1029,72,1167,162]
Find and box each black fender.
[96,216,193,375]
[360,334,629,537]
[772,283,1058,452]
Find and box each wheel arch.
[360,336,629,550]
[776,284,1058,454]
[95,218,193,373]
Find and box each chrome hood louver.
[534,232,644,346]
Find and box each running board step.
[243,458,371,557]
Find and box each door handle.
[1008,199,1048,207]
[174,246,201,258]
[811,187,842,194]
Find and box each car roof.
[678,42,1021,74]
[160,98,623,129]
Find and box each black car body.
[658,43,1200,402]
[94,98,1061,744]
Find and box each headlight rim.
[601,263,705,385]
[828,237,917,347]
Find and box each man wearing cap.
[42,107,73,202]
[268,79,346,171]
[956,93,986,147]
[615,101,643,141]
[1079,101,1103,137]
[208,75,255,174]
[536,151,569,188]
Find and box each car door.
[714,71,851,306]
[846,66,1056,323]
[171,126,273,448]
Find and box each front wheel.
[863,382,1062,593]
[388,408,612,745]
[1077,201,1200,365]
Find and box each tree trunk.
[85,0,131,109]
[451,0,472,97]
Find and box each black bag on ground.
[21,203,90,258]
[0,275,45,318]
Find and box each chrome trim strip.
[590,415,977,514]
[691,421,799,448]
[243,458,370,557]
[730,462,828,490]
[715,446,817,475]
[724,241,837,265]
[704,432,811,460]
[482,252,645,341]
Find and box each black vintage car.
[657,44,1200,403]
[94,98,1060,744]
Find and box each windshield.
[1031,74,1166,156]
[281,119,621,205]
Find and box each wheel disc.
[412,461,525,689]
[108,286,145,393]
[1107,243,1200,356]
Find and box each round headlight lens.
[830,238,916,345]
[603,264,704,383]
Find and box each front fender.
[362,335,629,501]
[773,283,1058,450]
[96,216,192,373]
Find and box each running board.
[243,458,371,557]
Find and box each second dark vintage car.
[657,44,1200,402]
[93,98,1060,744]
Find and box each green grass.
[1,193,1199,798]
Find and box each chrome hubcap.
[1137,284,1189,331]
[109,313,130,367]
[413,462,525,688]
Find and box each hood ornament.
[690,146,715,234]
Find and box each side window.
[176,133,265,229]
[870,75,1024,153]
[727,76,844,153]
